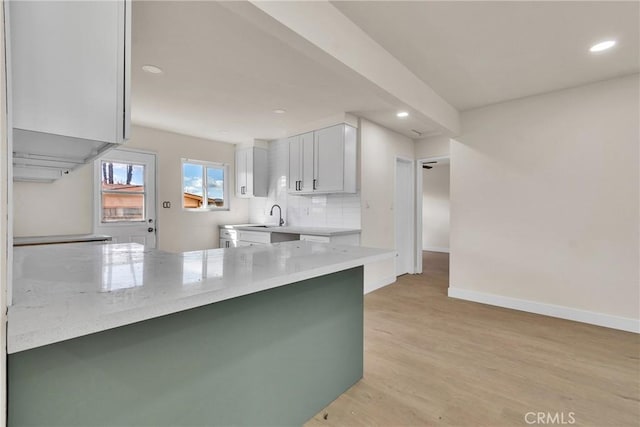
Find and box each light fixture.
[142,64,163,74]
[397,111,409,118]
[589,40,616,53]
[273,109,286,114]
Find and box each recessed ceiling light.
[397,111,409,118]
[589,40,616,53]
[273,109,286,114]
[142,64,163,74]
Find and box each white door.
[314,124,344,192]
[395,158,414,276]
[94,149,157,247]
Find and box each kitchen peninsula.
[9,241,394,426]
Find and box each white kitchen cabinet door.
[236,147,267,197]
[288,132,314,193]
[314,125,345,193]
[235,149,247,196]
[301,132,315,193]
[288,136,302,192]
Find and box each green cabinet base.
[9,267,364,426]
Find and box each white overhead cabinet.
[288,131,314,193]
[9,0,131,182]
[235,147,267,197]
[288,124,356,195]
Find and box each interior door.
[395,158,414,276]
[94,149,157,248]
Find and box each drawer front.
[219,229,237,240]
[238,230,271,244]
[300,234,331,243]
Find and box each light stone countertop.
[9,241,393,354]
[220,224,361,236]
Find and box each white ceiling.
[131,1,639,143]
[333,1,640,111]
[131,1,434,143]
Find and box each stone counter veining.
[8,240,392,353]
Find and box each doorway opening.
[415,156,450,279]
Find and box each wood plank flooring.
[306,251,640,426]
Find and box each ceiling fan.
[422,161,437,169]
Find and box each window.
[182,159,229,210]
[99,161,146,222]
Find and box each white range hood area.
[12,130,122,182]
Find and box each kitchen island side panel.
[8,267,363,427]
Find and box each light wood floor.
[306,252,640,426]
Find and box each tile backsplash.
[248,139,361,229]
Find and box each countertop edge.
[8,250,393,354]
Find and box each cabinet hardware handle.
[148,227,154,233]
[313,179,317,190]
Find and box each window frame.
[98,160,147,224]
[181,158,230,211]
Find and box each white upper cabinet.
[8,0,131,182]
[288,132,314,193]
[235,147,267,198]
[288,124,356,195]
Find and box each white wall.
[422,164,450,252]
[248,138,361,229]
[450,74,639,331]
[415,135,451,159]
[360,118,415,292]
[13,125,250,252]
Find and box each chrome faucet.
[269,204,284,226]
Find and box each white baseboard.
[448,287,639,333]
[364,275,396,295]
[423,246,450,253]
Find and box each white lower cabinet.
[220,226,360,249]
[219,239,238,249]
